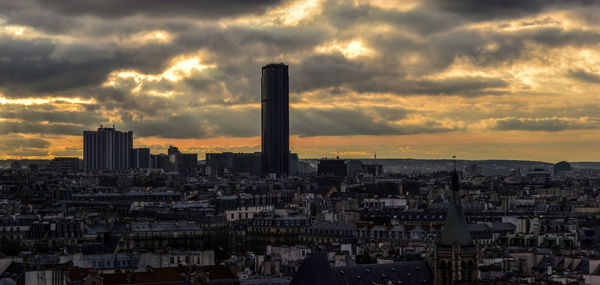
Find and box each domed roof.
[553,161,571,171]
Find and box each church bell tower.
[433,166,478,285]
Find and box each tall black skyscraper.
[261,63,289,176]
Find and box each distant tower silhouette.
[261,63,289,176]
[433,167,478,285]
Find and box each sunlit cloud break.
[0,0,599,162]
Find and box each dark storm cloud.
[425,27,600,74]
[0,1,284,35]
[379,9,463,35]
[493,118,600,132]
[201,109,259,138]
[567,6,600,27]
[0,107,103,126]
[353,77,508,96]
[229,26,326,51]
[293,54,373,92]
[1,1,597,102]
[120,107,259,139]
[122,114,212,139]
[0,2,69,34]
[0,38,130,96]
[0,148,50,157]
[176,25,328,101]
[51,146,81,157]
[116,106,448,139]
[428,30,524,68]
[178,23,600,101]
[0,0,598,148]
[526,28,600,47]
[181,68,261,106]
[370,107,412,122]
[0,33,216,97]
[567,69,600,84]
[0,121,83,136]
[0,22,325,99]
[94,88,178,117]
[290,20,599,97]
[32,0,283,19]
[0,136,51,149]
[291,108,456,137]
[410,77,507,95]
[428,0,597,19]
[293,50,508,95]
[0,104,105,137]
[324,1,464,35]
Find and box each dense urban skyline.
[1,0,600,161]
[2,2,600,283]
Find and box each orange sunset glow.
[1,0,600,162]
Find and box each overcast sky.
[0,0,599,161]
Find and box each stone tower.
[433,169,478,285]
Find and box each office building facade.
[205,152,262,176]
[50,157,80,174]
[318,159,348,177]
[83,126,133,172]
[261,63,289,176]
[176,153,198,176]
[150,154,169,170]
[131,148,150,169]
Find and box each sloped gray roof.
[468,223,491,232]
[438,171,473,247]
[491,223,516,232]
[291,255,434,285]
[332,261,433,285]
[290,254,338,285]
